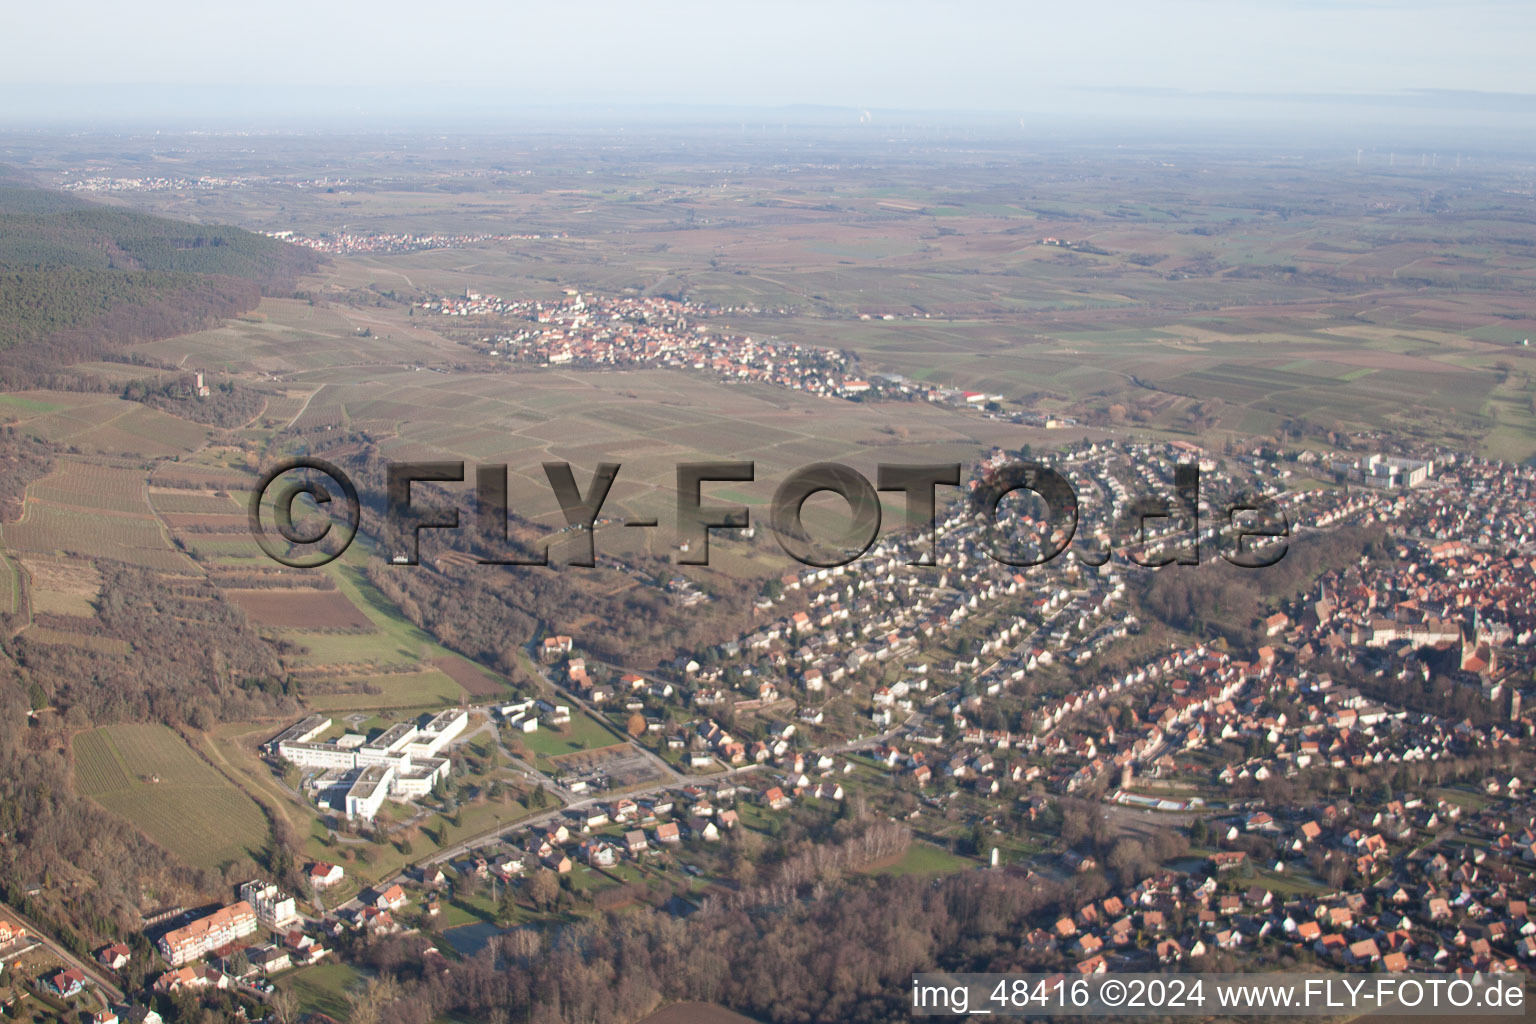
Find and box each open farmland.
[0,391,212,456]
[300,668,465,711]
[134,297,454,375]
[17,556,100,616]
[72,723,270,870]
[226,588,375,630]
[0,111,1531,1024]
[432,654,513,698]
[53,141,1532,468]
[23,624,130,654]
[147,489,245,514]
[28,461,152,514]
[150,465,254,490]
[0,550,16,615]
[281,628,427,668]
[7,495,197,572]
[175,534,265,566]
[2,455,199,572]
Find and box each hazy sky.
[4,0,1534,122]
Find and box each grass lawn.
[303,669,465,711]
[432,797,545,849]
[276,549,463,670]
[604,861,647,884]
[864,841,978,877]
[520,711,624,760]
[567,863,621,894]
[433,899,486,929]
[285,962,362,1020]
[444,887,542,928]
[0,550,16,615]
[1250,864,1330,897]
[1431,785,1495,813]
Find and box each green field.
[72,723,270,870]
[7,502,195,572]
[282,629,430,667]
[303,669,465,711]
[520,710,624,760]
[148,490,245,515]
[283,962,362,1020]
[863,841,978,877]
[0,393,67,416]
[28,461,153,515]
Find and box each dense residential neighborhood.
[5,426,1530,1023]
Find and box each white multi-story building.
[1330,454,1434,489]
[270,709,468,820]
[408,709,469,757]
[265,715,330,752]
[239,880,300,931]
[344,765,395,821]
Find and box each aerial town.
[7,433,1527,1022]
[266,231,561,256]
[4,24,1536,1017]
[427,288,1012,407]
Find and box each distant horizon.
[7,0,1536,139]
[4,84,1536,152]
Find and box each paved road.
[324,648,920,919]
[331,760,770,917]
[0,900,124,1002]
[527,657,685,785]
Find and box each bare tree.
[527,868,560,910]
[269,987,299,1024]
[345,974,401,1024]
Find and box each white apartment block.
[1330,454,1435,490]
[238,880,300,931]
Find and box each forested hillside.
[0,174,320,383]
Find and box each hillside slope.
[0,172,321,381]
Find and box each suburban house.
[153,965,227,993]
[0,918,25,948]
[43,967,87,998]
[96,943,132,970]
[373,884,408,911]
[308,862,345,889]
